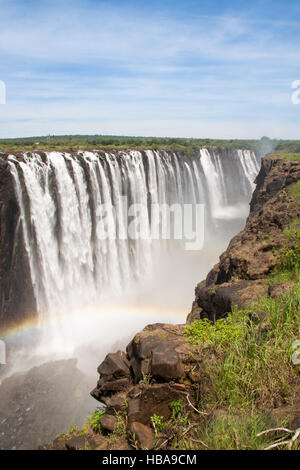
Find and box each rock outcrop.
[188,154,300,323]
[90,324,197,449]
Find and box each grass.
[85,409,105,433]
[184,312,247,348]
[198,411,279,450]
[277,153,300,162]
[0,134,260,156]
[182,235,300,449]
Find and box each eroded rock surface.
[188,154,300,322]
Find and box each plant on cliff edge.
[150,414,164,435]
[184,312,247,348]
[278,231,300,273]
[169,399,183,419]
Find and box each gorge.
[0,147,268,449]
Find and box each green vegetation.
[169,399,183,419]
[182,232,300,450]
[198,412,279,450]
[278,231,300,274]
[184,312,247,348]
[289,181,300,199]
[87,409,105,433]
[278,153,300,161]
[273,140,300,154]
[0,134,260,156]
[0,134,299,157]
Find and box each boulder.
[97,377,130,393]
[194,281,249,322]
[268,283,291,299]
[97,351,130,379]
[91,351,132,399]
[65,435,87,450]
[127,383,185,426]
[248,311,268,325]
[151,343,184,380]
[100,414,118,433]
[128,422,154,450]
[126,324,192,383]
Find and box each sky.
[0,0,300,139]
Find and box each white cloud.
[0,1,299,138]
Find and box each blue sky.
[1,0,300,139]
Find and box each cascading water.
[7,148,260,325]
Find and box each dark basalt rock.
[92,351,132,398]
[190,154,300,323]
[151,343,185,380]
[126,324,192,383]
[92,325,192,402]
[97,351,130,379]
[268,282,291,298]
[194,280,249,322]
[248,311,268,325]
[100,414,118,433]
[65,435,87,450]
[105,394,126,415]
[126,383,185,426]
[0,158,37,331]
[97,377,130,394]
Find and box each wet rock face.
[189,155,300,322]
[0,158,37,331]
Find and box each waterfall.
[7,148,260,320]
